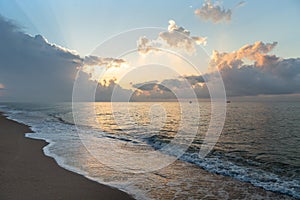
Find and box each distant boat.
[226,100,231,103]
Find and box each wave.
[144,135,300,199]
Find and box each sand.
[0,113,134,200]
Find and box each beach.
[0,113,134,200]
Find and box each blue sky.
[0,0,299,57]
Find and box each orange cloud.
[210,41,279,70]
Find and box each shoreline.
[0,113,134,200]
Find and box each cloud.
[132,80,158,90]
[137,36,157,55]
[136,41,300,98]
[83,55,127,69]
[75,40,300,100]
[82,55,128,81]
[137,20,207,55]
[130,78,205,99]
[217,58,300,96]
[133,82,172,93]
[236,1,246,8]
[0,15,83,101]
[188,41,300,97]
[94,78,175,102]
[194,0,244,23]
[210,41,278,69]
[2,14,298,101]
[131,84,176,101]
[159,20,207,52]
[184,75,205,85]
[95,78,132,102]
[80,39,300,100]
[192,36,208,45]
[0,15,131,101]
[132,80,175,99]
[160,78,193,90]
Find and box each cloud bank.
[0,15,128,101]
[199,41,300,97]
[132,41,300,98]
[0,15,83,101]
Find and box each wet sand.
[0,113,134,200]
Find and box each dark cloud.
[0,15,130,102]
[134,83,159,91]
[84,55,127,69]
[73,73,133,102]
[0,15,82,101]
[161,79,188,89]
[132,81,172,92]
[94,79,175,102]
[131,78,203,99]
[81,56,129,82]
[217,58,300,96]
[184,76,205,85]
[95,79,132,102]
[132,80,158,90]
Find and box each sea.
[0,101,299,199]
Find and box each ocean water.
[0,102,299,199]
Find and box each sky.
[0,0,299,101]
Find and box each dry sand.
[0,113,134,200]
